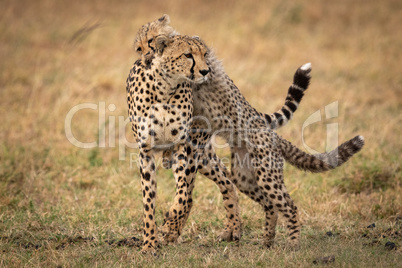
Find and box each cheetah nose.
[199,69,210,76]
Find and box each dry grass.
[0,0,401,266]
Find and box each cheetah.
[126,35,242,253]
[133,15,365,249]
[133,15,314,244]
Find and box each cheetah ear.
[158,14,170,25]
[155,35,172,54]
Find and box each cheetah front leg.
[197,143,242,242]
[161,124,242,242]
[160,144,189,244]
[139,150,158,254]
[160,155,197,243]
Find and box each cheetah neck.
[192,53,269,144]
[143,56,193,104]
[195,54,263,118]
[153,56,192,90]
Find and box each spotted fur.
[126,35,240,254]
[133,15,364,250]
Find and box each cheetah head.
[155,35,210,85]
[134,14,178,58]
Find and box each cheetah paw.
[141,244,158,256]
[218,227,242,242]
[160,224,180,244]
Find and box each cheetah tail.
[278,135,365,173]
[265,63,311,129]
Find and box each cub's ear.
[158,14,170,25]
[155,35,172,54]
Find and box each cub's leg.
[197,143,242,242]
[230,146,278,247]
[246,133,301,249]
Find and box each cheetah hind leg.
[251,147,300,249]
[230,151,279,247]
[281,183,301,250]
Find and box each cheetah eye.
[148,38,154,44]
[136,47,142,52]
[204,52,208,57]
[184,53,192,58]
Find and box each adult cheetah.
[133,15,365,249]
[127,35,242,253]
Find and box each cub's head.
[134,14,178,57]
[155,35,210,85]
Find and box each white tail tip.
[301,62,312,71]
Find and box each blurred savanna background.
[0,0,401,266]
